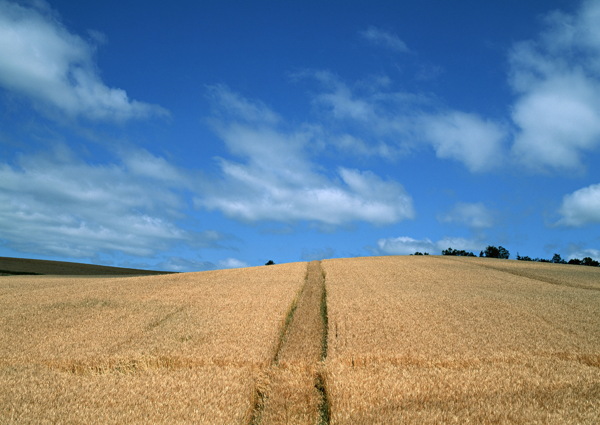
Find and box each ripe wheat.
[0,263,307,424]
[2,256,599,424]
[322,256,600,424]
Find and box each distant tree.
[482,245,509,259]
[483,245,499,258]
[413,252,424,255]
[517,253,533,261]
[442,247,475,257]
[582,257,600,267]
[551,253,566,264]
[265,260,275,266]
[568,258,582,265]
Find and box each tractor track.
[249,260,329,425]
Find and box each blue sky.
[1,0,599,271]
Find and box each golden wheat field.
[0,262,307,424]
[1,256,599,424]
[322,256,600,424]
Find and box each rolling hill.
[0,256,174,276]
[1,256,598,424]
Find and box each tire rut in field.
[249,260,329,425]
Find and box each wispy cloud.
[557,183,600,226]
[0,0,168,121]
[567,246,600,261]
[196,85,415,226]
[0,146,220,259]
[360,26,410,53]
[206,84,280,125]
[218,258,249,269]
[438,202,495,230]
[157,256,249,272]
[374,236,484,255]
[306,71,507,171]
[375,235,484,255]
[345,1,600,174]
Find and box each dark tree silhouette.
[582,257,600,267]
[442,247,475,257]
[552,253,566,264]
[482,245,510,259]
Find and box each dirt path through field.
[250,260,329,425]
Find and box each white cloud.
[315,79,379,122]
[435,237,483,253]
[331,134,396,158]
[310,71,424,133]
[438,202,495,229]
[376,236,436,255]
[120,148,190,186]
[307,72,506,171]
[218,258,249,269]
[568,247,600,261]
[156,257,217,272]
[360,26,410,53]
[0,0,167,121]
[201,158,414,226]
[376,236,483,255]
[206,84,280,125]
[313,2,600,174]
[558,183,600,226]
[376,235,484,255]
[156,256,249,272]
[197,86,415,226]
[511,73,600,170]
[420,112,507,172]
[0,147,216,259]
[509,0,600,171]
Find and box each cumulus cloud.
[376,236,484,255]
[509,0,600,171]
[420,112,507,172]
[438,202,495,229]
[360,26,410,53]
[0,147,218,259]
[0,0,167,121]
[557,183,600,226]
[322,1,600,174]
[196,85,415,226]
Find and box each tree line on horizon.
[412,245,600,267]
